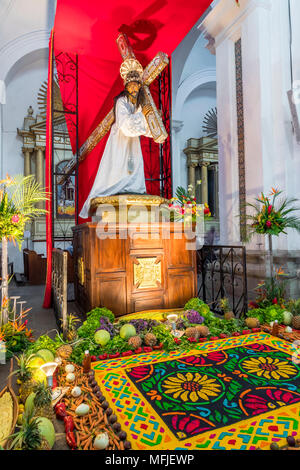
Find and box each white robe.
[79,96,152,219]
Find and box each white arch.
[0,29,50,82]
[174,68,216,119]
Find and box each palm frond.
[8,175,49,218]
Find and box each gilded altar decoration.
[133,257,161,289]
[78,257,85,286]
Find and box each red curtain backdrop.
[53,0,213,218]
[44,0,213,306]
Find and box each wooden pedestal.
[72,222,197,317]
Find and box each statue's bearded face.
[126,81,141,99]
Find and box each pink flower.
[11,214,20,224]
[268,205,273,214]
[266,220,272,228]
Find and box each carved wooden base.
[72,222,197,317]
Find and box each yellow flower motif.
[242,356,298,381]
[162,372,221,402]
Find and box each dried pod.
[124,440,131,450]
[109,414,117,424]
[118,430,127,440]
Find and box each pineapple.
[185,327,199,339]
[56,344,72,359]
[292,316,300,331]
[195,325,209,337]
[64,314,80,342]
[9,410,50,450]
[128,335,142,349]
[287,300,300,330]
[144,333,157,347]
[220,298,235,320]
[246,317,260,329]
[12,353,36,404]
[33,382,54,422]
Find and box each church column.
[23,148,33,176]
[213,163,219,218]
[200,163,209,205]
[188,163,196,194]
[35,147,44,209]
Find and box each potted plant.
[246,188,300,279]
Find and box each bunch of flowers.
[253,268,287,308]
[97,316,115,337]
[0,174,48,248]
[0,317,33,358]
[246,188,300,237]
[168,185,211,223]
[186,310,204,324]
[128,318,159,334]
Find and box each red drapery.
[44,0,213,306]
[43,30,54,308]
[53,0,213,215]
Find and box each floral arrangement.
[253,269,287,309]
[0,175,48,248]
[246,188,300,238]
[0,316,33,359]
[168,185,211,223]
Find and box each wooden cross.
[58,33,169,184]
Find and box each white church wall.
[203,0,300,254]
[3,51,48,273]
[172,30,217,193]
[0,0,54,273]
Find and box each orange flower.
[275,267,285,276]
[269,187,280,196]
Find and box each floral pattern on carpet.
[126,343,300,440]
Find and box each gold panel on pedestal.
[133,257,161,289]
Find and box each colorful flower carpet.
[93,333,300,450]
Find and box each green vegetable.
[78,307,115,340]
[184,298,205,311]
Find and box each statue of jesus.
[79,58,152,219]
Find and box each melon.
[283,311,293,326]
[37,417,56,449]
[120,324,136,340]
[36,349,55,363]
[28,356,45,369]
[94,329,110,346]
[25,392,36,415]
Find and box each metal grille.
[52,248,68,333]
[197,245,248,317]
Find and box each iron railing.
[197,245,248,317]
[52,248,68,333]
